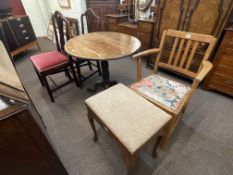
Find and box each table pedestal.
[88,61,117,92]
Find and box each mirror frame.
[139,0,154,12]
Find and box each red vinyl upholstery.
[30,51,69,72]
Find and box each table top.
[65,32,141,61]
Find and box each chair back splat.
[81,8,100,34]
[155,30,216,78]
[52,11,70,53]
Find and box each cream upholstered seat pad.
[131,74,191,111]
[85,83,171,154]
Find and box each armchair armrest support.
[196,61,213,82]
[191,61,213,89]
[133,48,160,81]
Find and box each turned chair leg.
[87,112,98,142]
[41,75,54,102]
[76,62,83,88]
[70,63,80,87]
[35,69,44,87]
[64,67,72,80]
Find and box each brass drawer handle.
[140,24,149,29]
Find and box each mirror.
[0,41,28,102]
[139,0,154,12]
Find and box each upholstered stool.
[85,83,171,174]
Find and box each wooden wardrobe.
[151,0,233,72]
[86,0,120,31]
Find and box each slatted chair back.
[154,30,216,79]
[81,8,100,34]
[52,11,70,53]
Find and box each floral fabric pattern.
[131,75,191,111]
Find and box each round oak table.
[65,32,141,91]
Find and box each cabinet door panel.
[87,0,120,31]
[154,0,189,46]
[186,0,233,38]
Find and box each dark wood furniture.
[30,11,79,102]
[74,8,102,88]
[81,8,100,34]
[0,96,68,175]
[0,41,68,175]
[106,14,155,51]
[0,15,40,57]
[86,0,120,31]
[65,32,141,91]
[203,28,233,97]
[149,0,233,72]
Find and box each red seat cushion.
[30,51,69,72]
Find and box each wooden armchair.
[131,30,216,146]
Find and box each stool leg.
[160,117,176,148]
[87,111,98,142]
[153,136,162,158]
[123,151,138,175]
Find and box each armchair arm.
[196,61,213,82]
[133,48,160,81]
[132,48,160,58]
[191,61,213,89]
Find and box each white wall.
[22,0,155,37]
[21,0,86,37]
[21,0,49,37]
[47,0,86,19]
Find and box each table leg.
[88,61,117,92]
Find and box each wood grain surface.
[65,32,141,60]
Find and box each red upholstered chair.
[30,11,79,102]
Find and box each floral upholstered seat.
[130,75,191,111]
